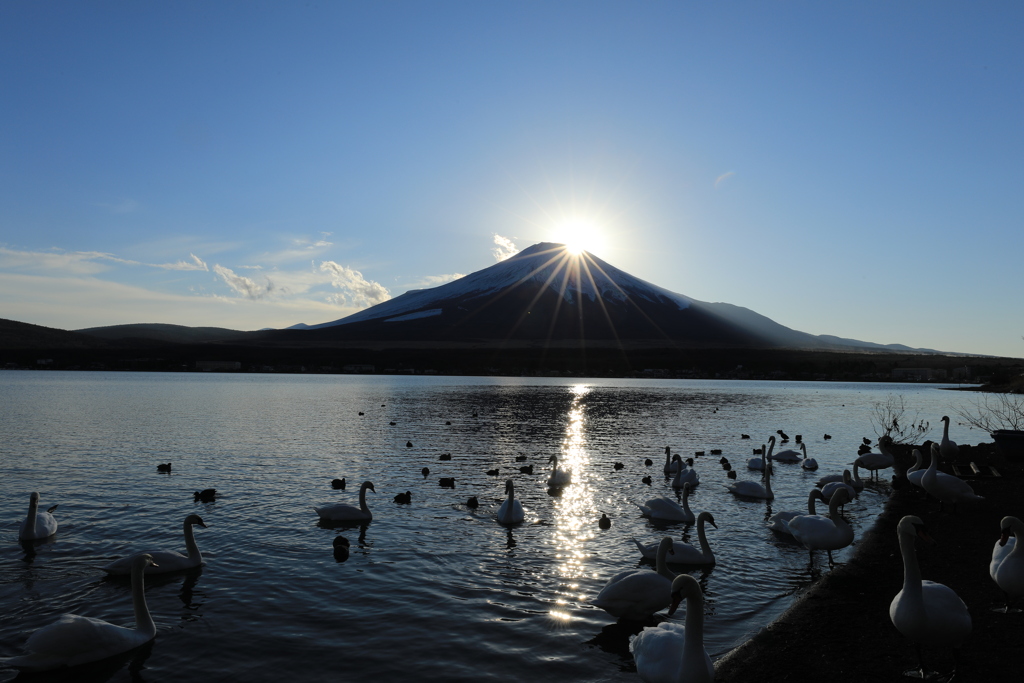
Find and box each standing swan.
[4,554,160,671]
[787,488,854,566]
[921,444,983,512]
[940,415,959,461]
[889,516,971,680]
[100,515,208,574]
[629,574,714,683]
[546,455,572,488]
[633,512,718,565]
[855,435,895,481]
[315,481,375,521]
[991,516,1024,611]
[768,489,828,536]
[497,479,525,525]
[727,446,774,500]
[19,492,58,541]
[592,537,676,620]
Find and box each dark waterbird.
[393,491,412,504]
[486,468,500,476]
[331,478,346,490]
[644,458,653,466]
[741,434,750,439]
[439,478,456,488]
[642,475,652,485]
[824,433,832,440]
[694,451,705,456]
[710,449,722,456]
[156,463,171,473]
[421,467,430,477]
[515,455,528,461]
[445,420,451,425]
[598,513,611,530]
[358,411,364,416]
[727,470,737,479]
[193,489,216,503]
[519,465,534,475]
[389,421,396,426]
[406,441,413,448]
[333,536,350,562]
[439,453,452,461]
[466,496,479,509]
[613,462,624,470]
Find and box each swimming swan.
[921,444,983,512]
[4,554,159,672]
[629,574,714,683]
[889,515,971,680]
[315,480,375,521]
[637,491,693,523]
[747,437,774,471]
[101,514,208,574]
[671,461,700,489]
[19,492,58,541]
[991,516,1024,608]
[546,455,572,488]
[497,479,525,525]
[787,488,854,565]
[663,447,681,475]
[815,464,864,492]
[768,489,828,536]
[633,512,717,565]
[727,446,774,500]
[592,537,676,620]
[798,443,818,470]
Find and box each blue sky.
[1,2,1021,357]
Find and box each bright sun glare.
[552,219,605,257]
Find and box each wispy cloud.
[492,234,519,262]
[715,171,736,188]
[320,261,390,308]
[156,253,208,271]
[213,264,274,300]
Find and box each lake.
[0,372,983,682]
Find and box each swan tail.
[631,537,648,555]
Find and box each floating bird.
[940,416,959,461]
[516,455,528,461]
[726,470,737,479]
[694,451,705,457]
[101,515,208,574]
[497,479,524,525]
[777,430,789,441]
[599,513,611,530]
[156,463,171,473]
[663,446,680,475]
[740,434,750,439]
[798,443,818,470]
[820,471,857,508]
[193,489,216,503]
[824,434,832,440]
[315,481,375,522]
[591,537,676,620]
[727,446,774,500]
[645,458,654,467]
[4,554,160,672]
[795,435,802,443]
[672,460,699,489]
[358,411,364,416]
[389,421,396,426]
[991,516,1024,611]
[547,455,572,488]
[634,511,717,565]
[768,489,828,536]
[439,453,451,461]
[614,462,625,470]
[629,574,714,683]
[770,440,804,463]
[862,437,872,446]
[445,420,451,425]
[393,491,412,504]
[333,536,350,562]
[486,468,500,476]
[637,492,693,523]
[406,441,413,448]
[921,443,983,512]
[466,496,479,509]
[816,464,864,492]
[421,467,430,477]
[519,464,534,475]
[787,488,854,566]
[331,478,346,490]
[710,449,722,456]
[18,492,58,541]
[642,475,653,486]
[890,516,971,681]
[438,478,456,488]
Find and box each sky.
[1,2,1021,358]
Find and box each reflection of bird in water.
[506,530,517,550]
[333,536,350,562]
[599,513,611,530]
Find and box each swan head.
[668,574,703,615]
[697,511,717,529]
[665,446,671,455]
[897,515,933,545]
[29,491,40,503]
[768,435,776,445]
[185,514,207,528]
[812,488,828,503]
[683,482,691,494]
[658,536,675,556]
[548,455,559,464]
[133,553,159,571]
[504,479,514,494]
[685,457,694,466]
[941,415,950,424]
[361,481,376,494]
[999,516,1021,546]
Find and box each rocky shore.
[714,440,1024,682]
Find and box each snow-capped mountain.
[287,242,918,352]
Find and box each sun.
[551,218,606,257]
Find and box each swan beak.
[1000,529,1011,547]
[668,591,683,616]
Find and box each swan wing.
[102,550,197,575]
[314,503,370,521]
[10,613,151,671]
[592,572,671,620]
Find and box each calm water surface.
[0,373,981,682]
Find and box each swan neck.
[26,497,38,529]
[131,562,156,638]
[655,543,675,580]
[682,590,706,652]
[806,490,819,515]
[943,419,950,440]
[681,486,691,513]
[898,531,923,597]
[183,521,201,561]
[697,518,711,554]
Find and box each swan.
[546,455,572,488]
[770,438,804,463]
[921,444,983,512]
[940,415,959,461]
[629,574,714,683]
[727,447,774,500]
[637,492,693,523]
[496,479,525,525]
[906,449,926,489]
[815,463,864,492]
[633,512,717,565]
[820,470,856,505]
[991,516,1024,610]
[4,554,159,672]
[746,437,774,471]
[671,461,699,489]
[889,515,971,680]
[101,515,208,574]
[663,447,680,475]
[18,492,58,541]
[787,488,854,565]
[798,443,818,470]
[314,480,375,521]
[855,435,895,481]
[591,537,676,620]
[768,489,828,536]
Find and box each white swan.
[727,446,774,500]
[770,439,804,463]
[787,488,854,565]
[592,537,676,620]
[546,455,572,488]
[633,512,717,565]
[18,491,58,541]
[100,515,208,575]
[815,463,864,492]
[889,515,971,680]
[747,437,774,471]
[768,489,828,536]
[497,479,525,525]
[906,448,926,489]
[820,470,856,504]
[672,461,700,489]
[314,480,375,521]
[663,447,680,475]
[940,415,959,461]
[629,574,714,683]
[637,492,693,523]
[4,554,159,672]
[991,516,1024,607]
[855,435,895,481]
[798,443,818,470]
[921,443,983,512]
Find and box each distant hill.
[0,318,111,350]
[75,323,248,345]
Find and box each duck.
[591,537,676,620]
[314,480,375,521]
[193,488,216,502]
[438,453,451,461]
[663,447,680,475]
[466,496,480,509]
[614,462,625,470]
[991,516,1024,610]
[438,478,456,488]
[4,554,159,671]
[633,512,717,565]
[486,468,500,476]
[747,437,775,471]
[637,492,694,523]
[642,475,653,486]
[855,435,895,480]
[921,443,983,512]
[333,536,350,562]
[671,460,699,489]
[331,478,346,490]
[546,455,572,488]
[798,443,818,470]
[727,446,774,500]
[645,458,654,467]
[497,479,524,525]
[768,489,828,536]
[18,492,58,541]
[939,416,959,461]
[519,465,534,475]
[889,515,971,680]
[787,488,854,565]
[421,467,430,477]
[393,491,412,504]
[599,513,612,530]
[156,463,171,473]
[629,574,714,683]
[101,514,208,574]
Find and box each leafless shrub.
[870,394,931,444]
[956,393,1024,432]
